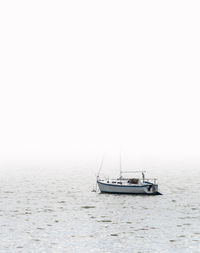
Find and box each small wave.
[32,239,40,242]
[98,220,112,223]
[43,208,54,212]
[81,206,96,209]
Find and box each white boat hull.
[97,181,158,195]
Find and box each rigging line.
[119,152,122,179]
[95,153,105,192]
[97,153,105,177]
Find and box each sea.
[0,166,199,253]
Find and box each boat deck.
[98,179,157,186]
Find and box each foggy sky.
[0,0,200,169]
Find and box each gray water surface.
[0,167,199,253]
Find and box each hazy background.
[0,0,200,170]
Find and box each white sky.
[0,0,200,169]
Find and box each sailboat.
[96,156,160,195]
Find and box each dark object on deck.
[129,178,139,184]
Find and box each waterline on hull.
[100,191,162,195]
